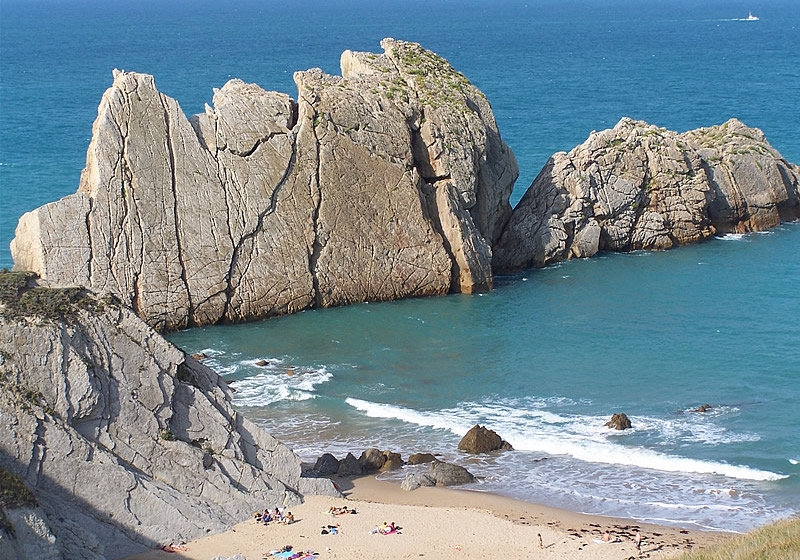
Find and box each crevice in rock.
[307,112,324,308]
[220,129,299,322]
[160,96,194,329]
[85,197,93,285]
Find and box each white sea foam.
[718,233,747,240]
[232,364,332,407]
[345,398,786,481]
[789,458,799,465]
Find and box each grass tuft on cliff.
[0,466,37,537]
[672,518,800,560]
[0,269,108,322]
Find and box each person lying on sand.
[593,532,622,544]
[371,521,401,535]
[327,505,357,515]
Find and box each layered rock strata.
[494,118,800,271]
[0,272,338,560]
[11,39,518,331]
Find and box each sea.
[1,0,798,533]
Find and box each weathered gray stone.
[11,39,517,331]
[427,461,475,486]
[0,507,63,560]
[400,472,435,492]
[0,280,337,560]
[494,118,800,272]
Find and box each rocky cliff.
[11,39,518,331]
[493,118,800,271]
[0,271,338,560]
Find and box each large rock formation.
[11,39,518,331]
[494,118,800,271]
[0,272,338,560]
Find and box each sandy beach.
[126,475,727,560]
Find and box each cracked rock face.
[493,118,800,272]
[11,39,518,331]
[0,288,337,560]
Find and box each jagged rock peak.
[0,271,338,559]
[11,40,518,331]
[493,117,800,272]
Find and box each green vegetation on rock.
[0,269,107,322]
[0,466,37,537]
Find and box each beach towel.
[592,537,621,544]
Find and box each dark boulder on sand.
[358,448,386,472]
[380,451,404,471]
[336,452,363,476]
[314,453,341,476]
[458,424,513,453]
[605,413,632,430]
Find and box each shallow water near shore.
[2,0,799,533]
[170,223,800,532]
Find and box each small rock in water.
[690,403,712,413]
[458,424,513,453]
[407,452,437,465]
[191,352,207,360]
[605,413,632,430]
[255,359,270,367]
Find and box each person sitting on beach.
[283,512,295,524]
[273,507,283,521]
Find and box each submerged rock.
[494,118,800,272]
[0,272,338,560]
[11,39,517,331]
[691,403,713,413]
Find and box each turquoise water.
[2,0,799,531]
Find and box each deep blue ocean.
[2,0,798,532]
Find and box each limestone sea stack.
[0,272,338,560]
[11,39,518,331]
[493,118,800,272]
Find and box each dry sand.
[126,475,727,560]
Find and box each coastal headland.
[2,39,799,559]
